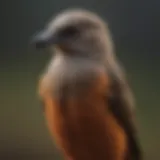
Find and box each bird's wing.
[40,64,128,160]
[107,63,142,160]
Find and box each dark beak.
[31,29,58,49]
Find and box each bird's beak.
[31,29,59,49]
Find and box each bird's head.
[31,9,114,60]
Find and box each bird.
[31,8,142,160]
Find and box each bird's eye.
[61,26,79,37]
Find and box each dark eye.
[61,26,79,37]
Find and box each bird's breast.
[39,55,127,160]
[39,56,107,98]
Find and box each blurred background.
[0,0,160,159]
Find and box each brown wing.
[40,64,128,160]
[107,63,142,160]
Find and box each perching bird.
[31,9,142,160]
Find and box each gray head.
[31,9,114,60]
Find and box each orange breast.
[39,62,127,160]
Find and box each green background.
[0,0,160,159]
